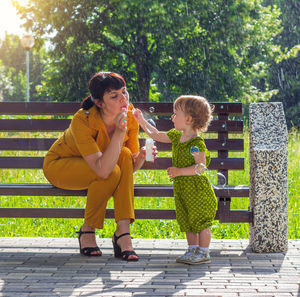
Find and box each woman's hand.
[137,146,146,160]
[167,167,182,178]
[133,145,158,172]
[114,109,127,133]
[140,145,158,162]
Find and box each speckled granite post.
[249,102,288,253]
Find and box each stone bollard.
[249,102,288,253]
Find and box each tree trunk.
[134,29,152,102]
[135,61,151,102]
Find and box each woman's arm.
[132,147,146,172]
[133,109,171,143]
[83,111,127,179]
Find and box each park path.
[0,237,299,297]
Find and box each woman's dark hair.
[81,72,126,110]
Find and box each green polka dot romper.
[167,129,217,233]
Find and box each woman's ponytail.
[81,95,94,110]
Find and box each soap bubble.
[205,169,227,189]
[147,118,156,127]
[149,106,155,113]
[215,172,227,188]
[190,147,226,188]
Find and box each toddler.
[134,95,217,264]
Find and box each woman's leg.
[43,154,121,254]
[113,147,135,222]
[113,219,138,260]
[112,147,138,260]
[84,166,121,228]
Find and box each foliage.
[0,60,13,101]
[14,0,282,104]
[0,34,26,101]
[0,60,27,102]
[0,33,45,101]
[263,0,300,128]
[156,1,283,104]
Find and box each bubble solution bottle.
[145,138,154,161]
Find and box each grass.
[0,128,299,240]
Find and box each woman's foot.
[112,232,139,261]
[77,223,102,256]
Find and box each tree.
[156,1,283,103]
[263,0,300,128]
[14,0,282,104]
[0,60,14,101]
[0,33,45,101]
[0,34,26,101]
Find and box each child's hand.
[133,108,144,123]
[167,167,181,178]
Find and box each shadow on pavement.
[0,238,293,296]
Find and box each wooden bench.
[0,102,251,223]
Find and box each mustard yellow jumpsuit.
[43,104,139,229]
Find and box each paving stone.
[0,292,29,297]
[0,237,299,297]
[239,295,275,297]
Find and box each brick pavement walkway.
[0,237,299,297]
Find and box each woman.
[43,72,150,261]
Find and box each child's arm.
[167,151,206,178]
[133,108,171,143]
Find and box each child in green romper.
[134,95,217,265]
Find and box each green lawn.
[0,129,299,239]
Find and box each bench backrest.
[0,102,251,223]
[0,102,244,171]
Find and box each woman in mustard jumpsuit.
[43,72,149,261]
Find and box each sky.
[0,0,29,40]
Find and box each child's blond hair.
[174,95,214,132]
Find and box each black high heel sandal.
[112,232,139,261]
[76,228,102,257]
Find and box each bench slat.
[0,207,174,219]
[0,207,252,222]
[0,138,244,151]
[0,183,249,197]
[0,119,71,131]
[0,119,243,132]
[0,102,242,115]
[151,119,243,132]
[0,156,244,170]
[0,138,56,151]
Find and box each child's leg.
[176,232,199,264]
[176,231,211,264]
[198,228,211,259]
[191,228,211,263]
[198,228,211,248]
[186,232,199,246]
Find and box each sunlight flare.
[0,0,29,39]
